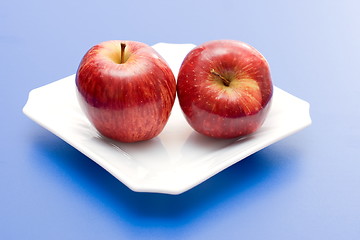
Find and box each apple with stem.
[177,40,273,139]
[76,40,176,142]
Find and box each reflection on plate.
[23,43,311,195]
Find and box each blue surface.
[1,0,360,239]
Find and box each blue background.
[1,0,360,239]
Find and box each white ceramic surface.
[23,43,311,194]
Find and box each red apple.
[177,40,273,139]
[76,40,176,142]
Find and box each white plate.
[23,43,311,195]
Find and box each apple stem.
[120,43,126,64]
[210,69,231,87]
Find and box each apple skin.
[177,40,273,139]
[76,40,176,142]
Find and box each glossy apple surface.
[177,40,273,138]
[76,40,176,142]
